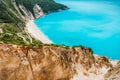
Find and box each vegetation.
[0,23,42,46]
[0,0,68,46]
[73,45,87,49]
[0,0,68,23]
[0,0,23,24]
[15,0,68,14]
[44,43,69,47]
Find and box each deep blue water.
[34,0,120,60]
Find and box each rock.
[105,61,120,80]
[33,4,44,18]
[0,43,118,80]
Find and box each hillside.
[0,0,67,23]
[0,43,119,80]
[0,0,68,46]
[0,0,120,80]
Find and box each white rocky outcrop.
[33,4,44,18]
[12,0,44,22]
[12,2,44,22]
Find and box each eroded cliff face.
[11,0,68,22]
[0,43,118,80]
[105,62,120,80]
[12,1,44,21]
[33,4,44,18]
[0,0,68,24]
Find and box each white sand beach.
[26,20,53,44]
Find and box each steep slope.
[0,43,118,80]
[0,0,68,45]
[0,0,68,23]
[15,0,68,14]
[0,0,23,24]
[0,0,120,80]
[105,62,120,80]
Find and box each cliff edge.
[0,0,120,80]
[0,43,119,80]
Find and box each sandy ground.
[26,20,53,44]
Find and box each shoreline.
[26,20,53,44]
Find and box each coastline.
[26,20,53,44]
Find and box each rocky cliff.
[0,0,68,23]
[0,0,68,45]
[105,62,120,80]
[0,43,119,80]
[0,0,120,80]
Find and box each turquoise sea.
[34,0,120,59]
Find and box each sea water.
[34,0,120,59]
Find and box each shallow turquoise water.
[34,0,120,59]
